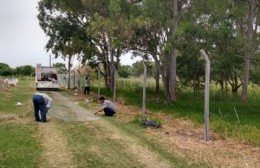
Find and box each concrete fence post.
[200,49,211,142]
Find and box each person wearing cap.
[32,92,52,122]
[94,96,116,116]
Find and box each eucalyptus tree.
[37,0,90,88]
[175,22,206,93]
[177,0,259,98]
[241,0,258,102]
[128,0,195,101]
[186,0,245,94]
[82,0,133,92]
[200,0,259,98]
[199,0,259,99]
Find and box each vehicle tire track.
[37,121,77,168]
[48,91,172,168]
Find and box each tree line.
[0,63,34,76]
[37,0,260,102]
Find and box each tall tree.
[241,0,254,102]
[83,0,133,91]
[38,0,92,88]
[129,0,193,101]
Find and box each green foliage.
[37,0,260,101]
[175,22,206,88]
[13,65,34,76]
[117,65,131,78]
[0,64,34,76]
[131,61,155,77]
[38,0,90,58]
[53,63,67,73]
[250,64,260,84]
[109,0,122,20]
[0,63,13,76]
[142,0,171,23]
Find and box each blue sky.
[0,0,136,68]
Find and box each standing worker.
[84,75,90,95]
[94,96,116,116]
[32,92,52,122]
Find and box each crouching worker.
[32,92,52,122]
[94,96,116,116]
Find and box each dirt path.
[88,120,172,168]
[37,121,77,168]
[49,91,99,121]
[37,92,172,168]
[36,91,96,168]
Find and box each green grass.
[1,76,259,167]
[0,77,41,168]
[0,77,35,113]
[58,122,149,168]
[107,119,208,168]
[56,119,208,168]
[0,124,40,168]
[91,78,260,146]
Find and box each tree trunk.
[108,35,113,91]
[152,54,169,99]
[241,0,253,102]
[168,0,178,101]
[104,61,110,88]
[108,35,116,101]
[155,65,160,93]
[67,54,71,89]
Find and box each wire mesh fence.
[57,72,85,92]
[49,91,99,121]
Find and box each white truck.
[35,64,59,90]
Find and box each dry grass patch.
[0,113,29,125]
[110,98,260,168]
[37,119,77,168]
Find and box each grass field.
[92,78,260,146]
[0,77,259,168]
[0,77,207,167]
[0,77,41,168]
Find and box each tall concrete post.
[200,49,211,142]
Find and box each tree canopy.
[37,0,260,102]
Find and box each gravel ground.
[48,91,99,121]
